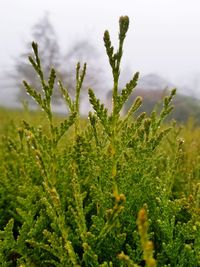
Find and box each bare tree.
[63,40,104,93]
[8,14,61,105]
[8,14,106,108]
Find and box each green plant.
[1,15,200,267]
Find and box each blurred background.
[1,0,200,121]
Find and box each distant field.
[0,106,66,133]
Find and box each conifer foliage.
[1,16,200,266]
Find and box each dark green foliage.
[1,15,200,267]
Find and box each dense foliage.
[1,16,200,266]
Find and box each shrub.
[1,16,200,267]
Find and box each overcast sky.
[1,0,200,105]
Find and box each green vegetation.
[124,89,200,124]
[1,16,200,266]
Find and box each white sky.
[1,0,200,105]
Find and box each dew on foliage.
[35,155,40,160]
[178,138,185,145]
